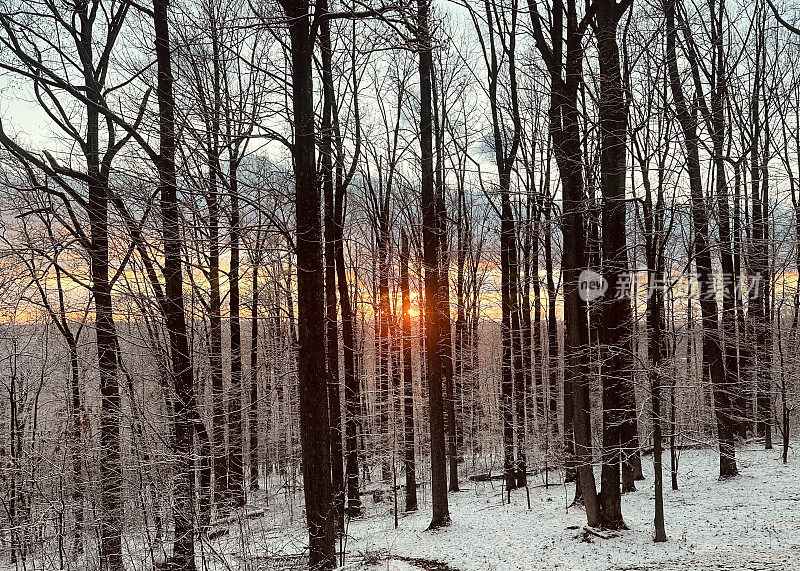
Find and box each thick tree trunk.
[431,64,460,494]
[649,281,667,542]
[418,0,450,529]
[706,0,743,441]
[527,4,599,520]
[67,338,84,557]
[596,0,633,530]
[86,76,123,571]
[500,193,517,494]
[154,0,198,566]
[279,1,336,565]
[529,0,601,524]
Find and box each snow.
[342,443,800,570]
[6,443,796,570]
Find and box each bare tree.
[528,0,601,524]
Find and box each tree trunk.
[204,9,228,511]
[641,121,668,543]
[319,2,345,530]
[249,263,260,492]
[86,64,123,571]
[596,0,633,530]
[401,232,418,512]
[228,158,245,508]
[336,161,362,517]
[279,1,336,565]
[154,0,198,566]
[418,0,450,529]
[665,0,737,478]
[543,181,561,448]
[528,0,601,525]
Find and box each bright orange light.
[407,307,420,318]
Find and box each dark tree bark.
[646,193,668,543]
[228,155,245,508]
[595,0,633,530]
[58,5,127,565]
[336,146,362,518]
[758,121,772,451]
[377,187,392,480]
[510,217,527,490]
[277,0,336,566]
[417,0,450,529]
[429,61,460,494]
[455,172,469,457]
[207,157,226,511]
[749,11,771,448]
[442,248,460,492]
[401,232,418,512]
[665,0,738,478]
[473,0,524,494]
[249,262,260,492]
[91,144,123,571]
[154,0,199,567]
[528,0,601,525]
[9,343,21,565]
[523,182,543,435]
[542,156,562,448]
[201,10,228,510]
[319,0,345,530]
[637,111,669,543]
[710,3,743,442]
[330,23,362,516]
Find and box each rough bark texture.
[528,0,601,525]
[86,68,123,571]
[279,0,336,565]
[154,0,198,566]
[418,0,450,529]
[596,0,633,530]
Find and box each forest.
[0,0,799,569]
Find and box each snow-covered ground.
[341,442,799,570]
[7,443,795,570]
